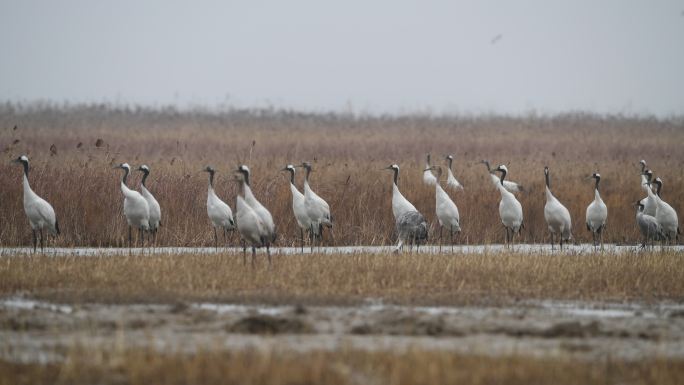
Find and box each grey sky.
[1,0,683,116]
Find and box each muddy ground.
[2,296,684,363]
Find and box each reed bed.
[0,103,683,248]
[2,251,682,305]
[2,346,683,385]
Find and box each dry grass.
[2,251,683,305]
[0,103,683,248]
[2,347,683,385]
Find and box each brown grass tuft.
[2,251,683,305]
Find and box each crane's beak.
[280,167,288,172]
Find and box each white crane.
[480,160,523,193]
[585,172,607,250]
[652,177,680,243]
[635,201,663,249]
[444,155,464,191]
[423,154,437,186]
[12,155,60,253]
[543,166,572,250]
[491,165,524,247]
[236,165,276,252]
[203,166,235,249]
[640,169,657,216]
[234,174,267,266]
[137,165,161,244]
[299,161,333,249]
[281,164,312,252]
[385,164,428,252]
[427,166,461,251]
[114,163,150,250]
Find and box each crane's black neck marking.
[287,168,295,184]
[21,161,29,178]
[655,181,662,197]
[141,169,150,187]
[447,157,453,170]
[544,169,550,189]
[304,166,311,182]
[499,169,507,186]
[594,176,600,191]
[238,169,250,186]
[392,168,399,185]
[208,170,215,187]
[121,167,129,186]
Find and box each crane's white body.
[490,174,523,193]
[21,172,58,235]
[392,183,418,219]
[207,184,235,231]
[482,161,522,193]
[544,185,572,245]
[235,194,265,248]
[423,155,437,186]
[648,184,679,242]
[585,178,607,249]
[243,183,276,243]
[636,206,663,248]
[446,168,463,191]
[121,179,150,230]
[303,179,332,231]
[141,185,161,231]
[435,180,461,248]
[496,181,523,235]
[289,181,311,232]
[640,177,657,216]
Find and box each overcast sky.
[1,1,683,116]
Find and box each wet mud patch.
[227,315,314,334]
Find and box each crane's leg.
[32,230,37,253]
[267,245,272,266]
[328,226,336,248]
[310,224,315,253]
[214,228,218,251]
[550,233,555,251]
[600,228,604,251]
[450,226,454,253]
[300,228,304,253]
[140,228,145,250]
[439,226,442,252]
[128,226,132,253]
[560,236,563,251]
[251,246,256,268]
[242,240,247,265]
[39,229,44,254]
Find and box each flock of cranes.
[10,154,681,257]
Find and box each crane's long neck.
[499,170,507,186]
[243,172,250,187]
[392,168,398,186]
[141,171,149,187]
[545,171,550,189]
[447,158,453,170]
[22,171,36,200]
[656,182,662,197]
[208,171,215,188]
[594,177,600,192]
[287,169,295,185]
[304,167,311,183]
[121,168,130,187]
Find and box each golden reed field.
[0,103,682,248]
